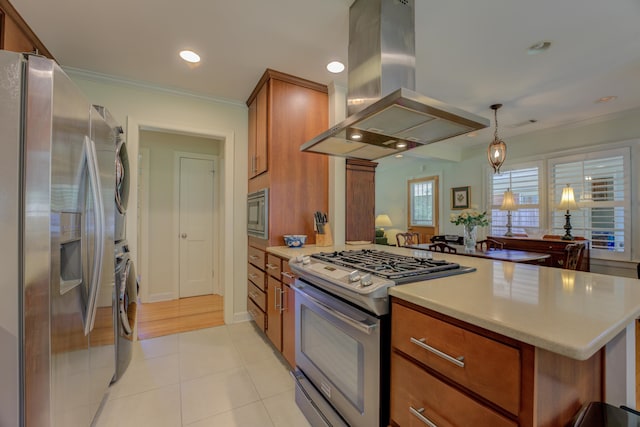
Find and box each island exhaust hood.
[300,0,489,160]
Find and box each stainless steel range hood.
[300,0,489,160]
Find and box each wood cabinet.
[246,69,329,248]
[265,254,283,350]
[246,69,326,368]
[247,246,266,331]
[390,298,603,427]
[0,0,54,58]
[488,235,590,271]
[247,83,268,179]
[281,262,296,368]
[248,251,296,368]
[346,159,378,242]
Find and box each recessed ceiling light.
[327,61,345,73]
[527,41,551,55]
[179,50,201,63]
[396,142,407,148]
[351,133,362,140]
[395,154,404,158]
[595,96,617,103]
[466,132,478,137]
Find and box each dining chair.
[563,242,586,270]
[476,239,504,251]
[396,232,420,247]
[428,242,457,254]
[431,235,464,245]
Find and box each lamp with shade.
[375,214,393,244]
[499,189,518,237]
[375,214,392,234]
[557,184,579,240]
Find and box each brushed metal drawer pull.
[248,273,258,280]
[409,406,438,427]
[249,255,259,260]
[266,263,278,270]
[410,337,465,368]
[281,272,295,279]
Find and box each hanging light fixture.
[488,103,507,173]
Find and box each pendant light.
[488,104,507,173]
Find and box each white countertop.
[266,244,640,360]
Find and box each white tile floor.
[94,322,311,427]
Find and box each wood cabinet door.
[281,283,295,368]
[247,82,268,179]
[254,83,268,177]
[266,276,282,351]
[247,96,257,178]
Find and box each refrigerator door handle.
[83,135,106,336]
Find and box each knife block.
[315,223,333,247]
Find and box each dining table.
[406,243,551,264]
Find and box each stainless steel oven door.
[294,279,382,427]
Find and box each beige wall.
[376,107,640,277]
[68,69,248,323]
[140,130,220,300]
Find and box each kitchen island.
[266,244,640,426]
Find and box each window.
[409,177,437,227]
[548,148,630,260]
[488,164,541,236]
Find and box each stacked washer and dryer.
[113,131,138,381]
[95,106,138,382]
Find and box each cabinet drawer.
[247,298,265,332]
[391,352,516,427]
[266,254,282,279]
[248,281,266,311]
[281,261,296,285]
[392,302,521,415]
[248,246,265,269]
[248,263,265,290]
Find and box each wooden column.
[346,159,377,242]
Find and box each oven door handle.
[302,290,377,335]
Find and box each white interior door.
[179,156,215,298]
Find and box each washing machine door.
[118,257,137,338]
[115,139,130,215]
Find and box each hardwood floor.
[137,294,224,340]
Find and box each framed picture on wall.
[451,186,470,210]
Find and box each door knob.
[181,233,187,239]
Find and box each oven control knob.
[302,256,311,265]
[360,274,373,287]
[348,270,361,282]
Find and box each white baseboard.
[144,292,177,303]
[233,311,252,324]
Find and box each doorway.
[137,130,223,339]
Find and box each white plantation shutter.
[489,163,542,236]
[549,148,630,260]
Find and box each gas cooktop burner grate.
[311,249,466,282]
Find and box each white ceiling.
[10,0,640,152]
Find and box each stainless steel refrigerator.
[0,51,116,426]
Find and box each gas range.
[289,249,475,315]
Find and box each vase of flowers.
[450,208,489,252]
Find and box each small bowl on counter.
[284,235,307,248]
